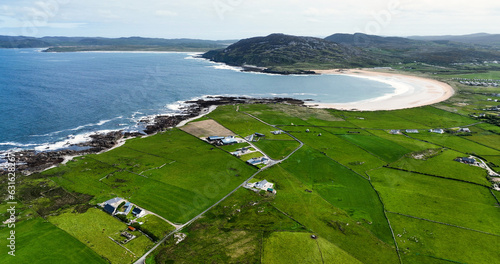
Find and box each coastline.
[307,69,455,111]
[0,97,303,175]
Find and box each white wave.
[209,63,244,72]
[291,93,319,96]
[0,142,39,147]
[68,119,114,131]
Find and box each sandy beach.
[307,69,455,111]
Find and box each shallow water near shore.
[0,49,394,153]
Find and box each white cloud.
[155,10,177,17]
[304,7,339,16]
[46,22,86,29]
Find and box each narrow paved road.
[134,110,303,264]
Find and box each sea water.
[0,49,393,153]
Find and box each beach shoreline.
[307,69,455,111]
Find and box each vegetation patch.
[390,149,490,185]
[0,217,106,264]
[49,208,154,263]
[389,214,499,264]
[262,232,362,264]
[369,168,500,235]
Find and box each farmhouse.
[455,157,477,165]
[271,130,283,135]
[231,147,251,157]
[458,127,471,133]
[221,136,238,145]
[390,130,401,134]
[429,129,445,134]
[132,207,145,218]
[405,129,419,133]
[246,179,277,194]
[247,157,270,166]
[101,197,124,215]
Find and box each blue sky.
[0,0,498,39]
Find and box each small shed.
[254,133,265,137]
[132,208,143,217]
[128,226,136,231]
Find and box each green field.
[253,139,300,160]
[388,214,500,264]
[283,126,387,174]
[280,146,393,244]
[369,168,500,235]
[152,188,306,263]
[258,165,399,263]
[0,217,106,264]
[44,129,257,223]
[410,133,500,156]
[137,214,176,239]
[49,208,153,263]
[390,149,490,185]
[262,232,362,264]
[339,135,412,163]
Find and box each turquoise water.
[0,49,393,152]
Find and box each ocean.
[0,49,394,153]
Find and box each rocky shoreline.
[1,96,305,175]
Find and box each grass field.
[257,165,399,264]
[410,133,500,156]
[262,232,362,264]
[152,189,306,264]
[388,213,500,264]
[369,168,500,235]
[390,149,490,185]
[137,214,176,239]
[280,146,394,244]
[0,217,106,264]
[337,106,475,129]
[49,208,152,263]
[283,126,387,174]
[208,105,294,141]
[339,135,412,163]
[44,129,257,223]
[253,139,300,160]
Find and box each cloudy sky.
[0,0,498,39]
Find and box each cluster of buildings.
[483,105,500,112]
[231,147,251,157]
[245,179,276,194]
[389,128,470,135]
[454,157,478,165]
[457,80,499,87]
[247,157,270,166]
[102,197,145,219]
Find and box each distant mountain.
[408,33,500,46]
[202,33,388,73]
[324,33,500,65]
[325,33,420,47]
[0,36,51,48]
[0,36,235,51]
